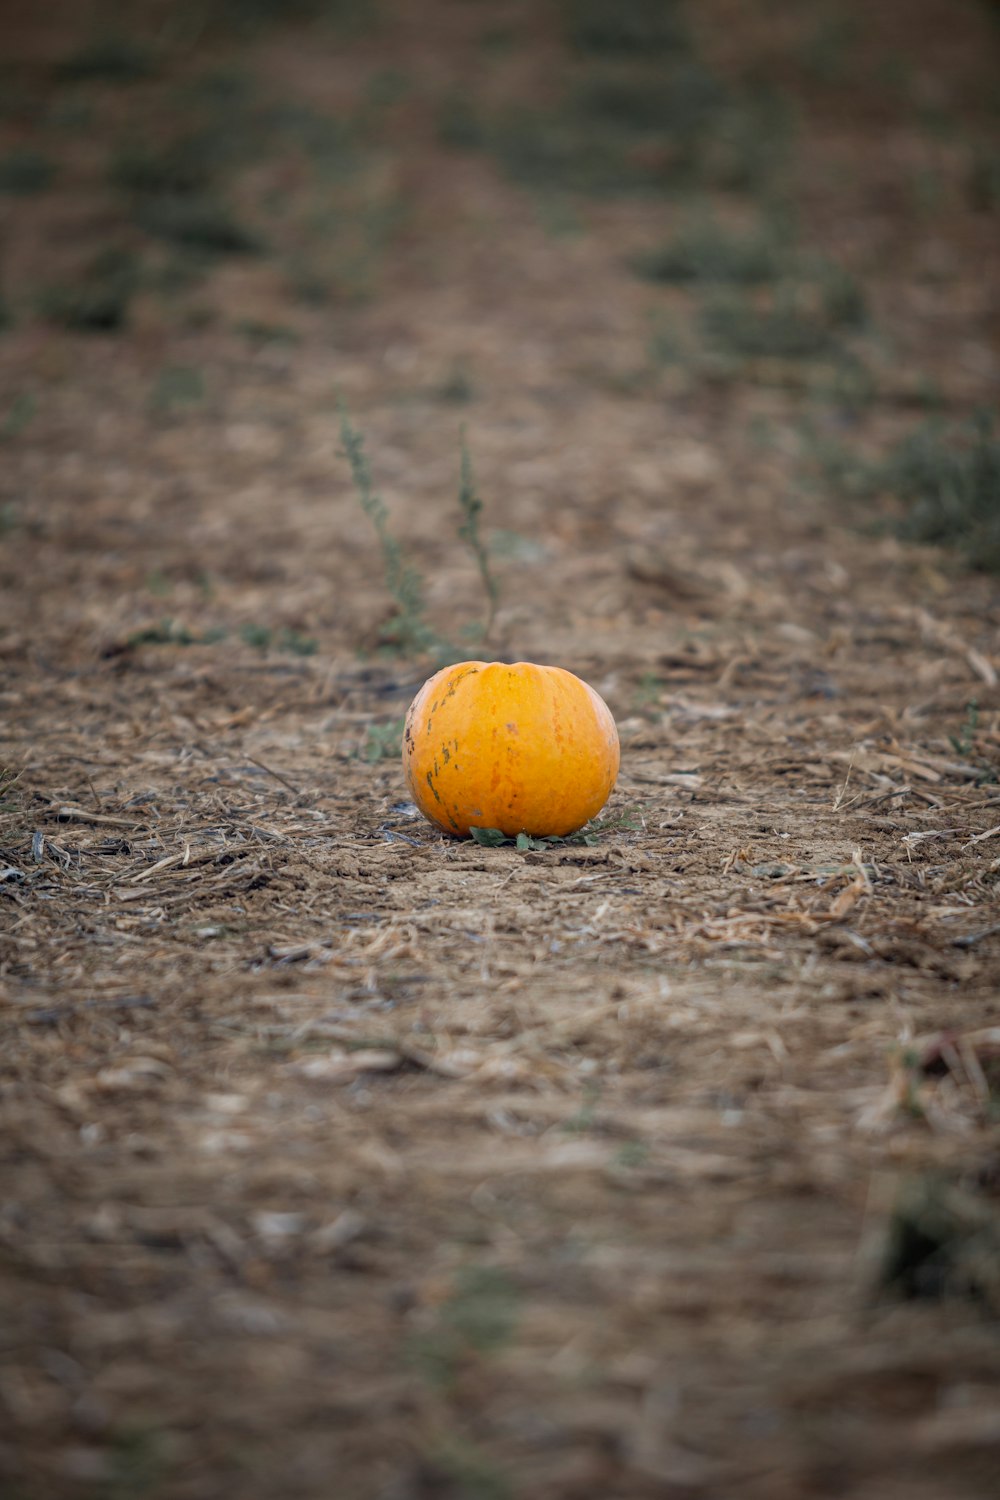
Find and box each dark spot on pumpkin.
[442,666,478,702]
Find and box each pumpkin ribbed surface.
[402,660,620,838]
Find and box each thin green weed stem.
[338,403,441,656]
[457,427,499,645]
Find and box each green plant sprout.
[339,404,442,656]
[457,427,499,644]
[340,406,500,660]
[360,718,406,762]
[0,766,23,811]
[470,808,640,851]
[950,700,979,758]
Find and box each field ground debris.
[1,1,1000,1497]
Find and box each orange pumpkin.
[402,660,620,839]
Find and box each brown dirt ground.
[2,2,1000,1497]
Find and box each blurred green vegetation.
[0,0,994,582]
[887,416,1000,571]
[565,0,692,55]
[0,1,398,334]
[56,34,159,84]
[810,414,1000,573]
[446,57,790,199]
[38,249,140,331]
[0,148,56,194]
[631,218,783,285]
